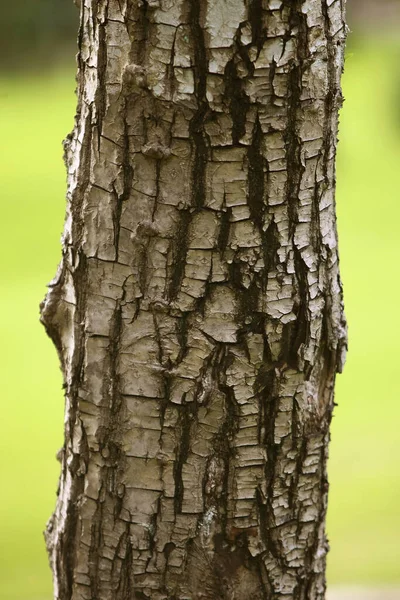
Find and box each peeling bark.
[41,1,347,598]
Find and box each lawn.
[0,38,399,598]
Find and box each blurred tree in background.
[1,0,77,70]
[348,0,400,30]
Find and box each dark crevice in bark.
[278,253,310,375]
[213,349,240,529]
[112,185,123,261]
[248,0,265,51]
[237,277,260,333]
[173,398,197,514]
[263,218,280,273]
[227,258,247,297]
[188,0,207,108]
[247,117,265,224]
[72,106,93,248]
[256,554,273,599]
[188,0,209,209]
[257,367,290,578]
[70,255,89,410]
[289,409,308,512]
[217,202,232,254]
[88,492,104,597]
[224,58,249,145]
[268,59,277,103]
[311,173,323,256]
[167,209,191,301]
[137,0,150,64]
[212,531,265,599]
[254,491,275,598]
[145,499,160,573]
[284,3,308,236]
[108,299,123,415]
[59,504,78,597]
[189,109,208,209]
[152,309,167,369]
[115,528,134,599]
[167,27,178,98]
[160,372,171,435]
[135,160,160,296]
[246,116,274,306]
[96,19,107,144]
[285,59,304,237]
[281,6,310,374]
[137,245,148,299]
[113,111,134,261]
[154,158,161,218]
[175,311,190,364]
[289,247,309,369]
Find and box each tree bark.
[41,1,347,599]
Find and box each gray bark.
[41,1,347,599]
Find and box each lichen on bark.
[41,1,347,598]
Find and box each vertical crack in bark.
[287,246,309,369]
[167,209,192,301]
[284,4,310,372]
[114,527,134,599]
[224,58,249,145]
[247,116,265,226]
[312,0,338,258]
[215,359,239,533]
[173,399,196,514]
[108,298,123,415]
[218,201,232,254]
[285,70,305,233]
[257,365,289,585]
[113,110,133,261]
[188,0,209,209]
[88,495,104,597]
[247,116,270,304]
[321,0,338,187]
[72,106,93,248]
[175,311,190,365]
[137,0,150,64]
[263,219,280,275]
[248,0,265,50]
[96,19,107,144]
[284,0,309,232]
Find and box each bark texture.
[41,1,347,599]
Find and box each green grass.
[0,39,400,598]
[0,68,74,599]
[327,38,400,583]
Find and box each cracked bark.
[41,1,348,598]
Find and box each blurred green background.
[1,1,399,598]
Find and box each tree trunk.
[41,1,347,598]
